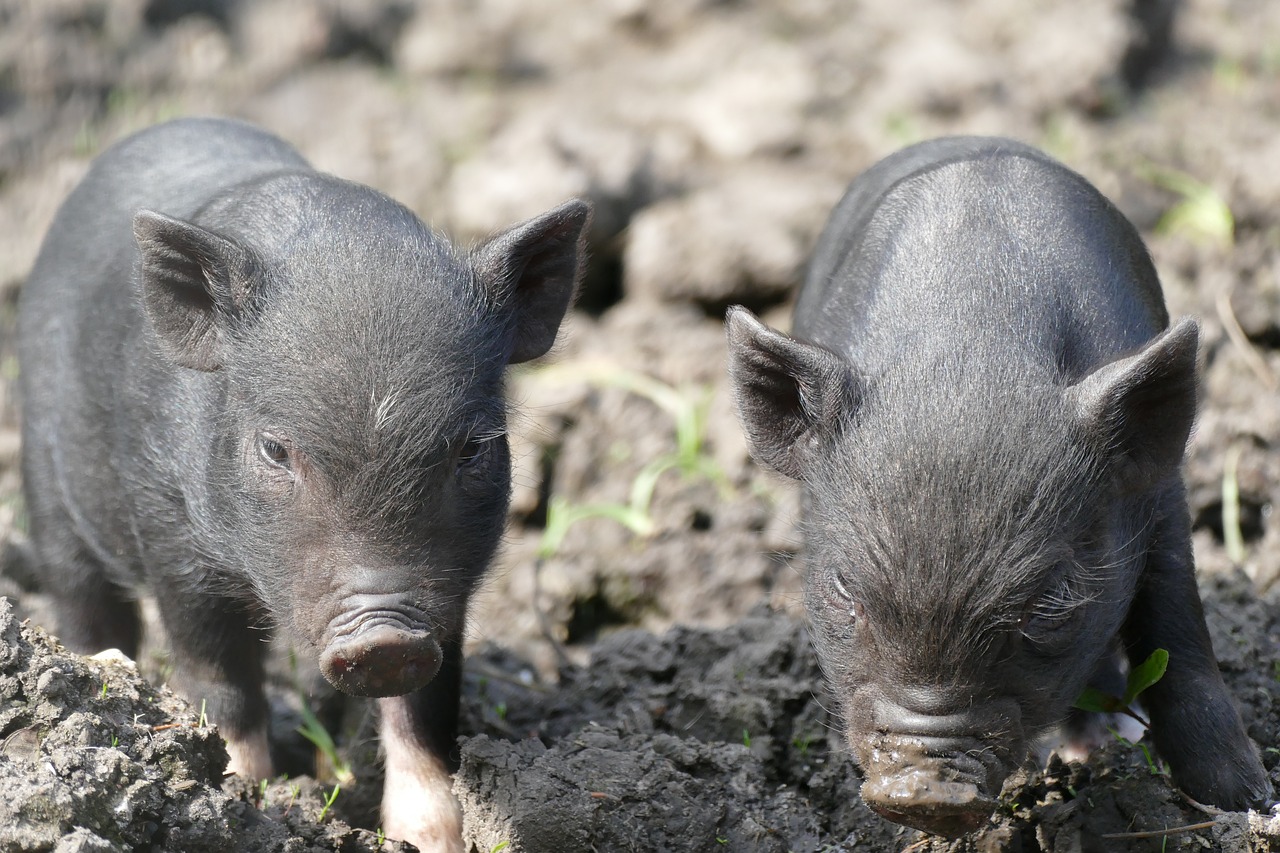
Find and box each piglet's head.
[132,191,591,698]
[726,306,1198,837]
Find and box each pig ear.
[134,211,256,372]
[725,306,860,480]
[1068,318,1199,490]
[473,199,592,364]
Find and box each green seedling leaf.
[1073,648,1167,730]
[1122,648,1168,707]
[318,783,340,821]
[538,497,655,559]
[1222,443,1247,565]
[1072,687,1122,715]
[297,697,354,785]
[1141,164,1234,249]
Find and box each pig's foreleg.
[154,579,274,781]
[1123,497,1270,810]
[378,639,465,853]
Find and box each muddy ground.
[0,0,1278,850]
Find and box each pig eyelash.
[456,428,506,468]
[257,433,293,472]
[1022,581,1096,635]
[829,573,864,619]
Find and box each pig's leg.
[29,510,140,656]
[1123,496,1271,810]
[153,579,274,781]
[378,638,464,853]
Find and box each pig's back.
[17,118,309,576]
[21,117,307,327]
[794,137,1168,382]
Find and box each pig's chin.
[318,619,444,698]
[856,734,1009,838]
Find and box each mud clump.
[0,596,406,853]
[456,609,903,852]
[456,591,1280,852]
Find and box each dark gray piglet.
[726,136,1270,837]
[18,116,590,851]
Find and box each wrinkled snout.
[319,597,442,697]
[855,698,1020,838]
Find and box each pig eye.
[257,434,292,471]
[456,434,489,471]
[830,573,864,618]
[1021,592,1088,651]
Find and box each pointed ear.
[725,306,860,480]
[1068,318,1199,490]
[472,199,591,364]
[134,211,257,372]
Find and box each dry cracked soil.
[0,0,1279,851]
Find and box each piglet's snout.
[320,599,442,697]
[857,698,1019,837]
[860,734,1002,837]
[861,764,995,838]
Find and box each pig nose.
[859,733,1002,838]
[862,773,995,838]
[320,624,443,697]
[856,694,1022,837]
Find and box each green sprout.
[1222,443,1247,565]
[742,729,752,749]
[493,701,508,721]
[318,783,341,821]
[1141,165,1234,249]
[538,497,653,559]
[375,828,386,847]
[1073,648,1169,729]
[528,364,729,558]
[491,842,511,853]
[198,699,207,728]
[1107,727,1167,778]
[285,783,301,816]
[792,733,813,758]
[296,696,354,785]
[110,735,119,748]
[99,682,109,700]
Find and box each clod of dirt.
[0,596,408,853]
[456,608,910,852]
[456,598,1280,853]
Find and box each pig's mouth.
[858,734,1007,838]
[319,599,443,698]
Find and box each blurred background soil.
[0,0,1277,850]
